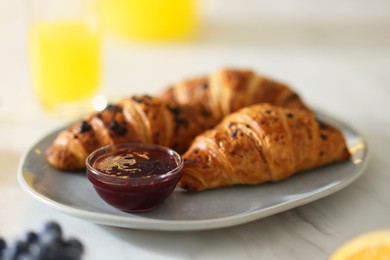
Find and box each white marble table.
[1,0,390,259]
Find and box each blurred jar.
[28,0,103,116]
[99,0,198,41]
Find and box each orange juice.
[30,20,101,110]
[99,0,197,40]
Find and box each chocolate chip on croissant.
[180,103,351,191]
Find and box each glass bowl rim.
[85,142,184,185]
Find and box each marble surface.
[1,0,390,259]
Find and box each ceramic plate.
[18,112,368,231]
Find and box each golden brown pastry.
[46,96,215,170]
[161,68,308,123]
[46,68,308,170]
[180,103,351,191]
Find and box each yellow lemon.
[330,230,390,260]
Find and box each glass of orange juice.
[99,0,198,41]
[28,0,103,116]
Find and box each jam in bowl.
[86,143,183,212]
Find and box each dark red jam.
[93,148,179,178]
[86,143,183,212]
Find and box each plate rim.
[17,112,370,231]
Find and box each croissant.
[161,68,309,122]
[180,103,351,191]
[46,68,308,170]
[46,96,216,170]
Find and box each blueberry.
[27,243,41,258]
[38,242,62,260]
[0,238,7,259]
[24,231,39,245]
[38,235,62,259]
[40,223,63,252]
[0,237,6,250]
[40,229,62,245]
[43,222,62,237]
[3,240,27,259]
[64,238,84,254]
[61,238,84,260]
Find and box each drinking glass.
[28,0,103,116]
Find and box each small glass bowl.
[86,143,183,212]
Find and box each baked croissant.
[161,68,309,122]
[180,103,351,191]
[46,68,308,170]
[46,96,216,170]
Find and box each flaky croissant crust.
[180,103,351,191]
[46,96,214,170]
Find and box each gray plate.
[17,113,368,231]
